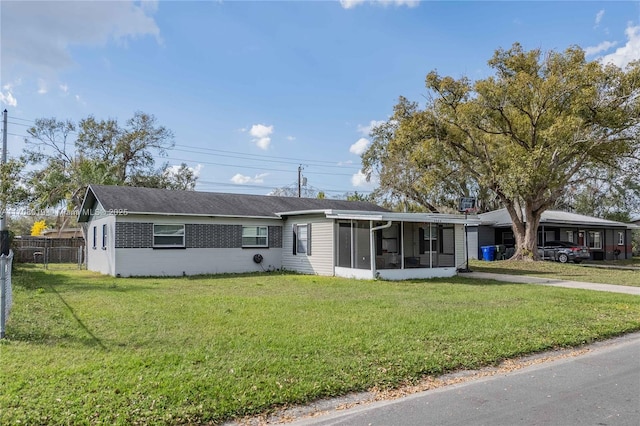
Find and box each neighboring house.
[77,185,479,279]
[475,209,637,261]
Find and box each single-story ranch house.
[78,185,480,279]
[474,208,637,261]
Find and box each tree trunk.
[503,200,543,261]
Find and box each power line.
[174,144,361,168]
[195,179,372,195]
[173,146,361,170]
[159,155,357,177]
[7,121,32,128]
[7,132,29,139]
[7,116,35,124]
[3,116,371,192]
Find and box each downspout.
[371,221,392,277]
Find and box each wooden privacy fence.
[12,237,85,265]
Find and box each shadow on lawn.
[47,283,108,350]
[13,266,157,293]
[11,268,114,349]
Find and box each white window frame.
[153,224,185,248]
[618,231,624,246]
[92,226,97,249]
[588,231,602,250]
[294,224,311,255]
[566,231,574,243]
[242,226,268,248]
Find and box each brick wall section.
[268,226,282,248]
[186,224,242,248]
[115,222,153,248]
[115,222,283,249]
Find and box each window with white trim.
[293,224,311,255]
[153,224,185,247]
[588,231,602,250]
[92,226,97,249]
[618,231,624,246]
[566,231,574,243]
[242,226,268,247]
[102,224,107,249]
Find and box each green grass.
[2,266,639,424]
[469,259,640,287]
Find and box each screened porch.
[329,212,474,280]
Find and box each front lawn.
[470,259,640,287]
[2,266,639,424]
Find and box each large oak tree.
[363,43,640,260]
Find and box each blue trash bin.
[481,245,496,261]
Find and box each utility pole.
[1,109,8,255]
[297,165,302,198]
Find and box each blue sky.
[2,0,639,197]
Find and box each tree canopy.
[362,43,640,260]
[22,111,198,213]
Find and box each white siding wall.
[115,248,281,277]
[86,208,116,276]
[282,216,334,276]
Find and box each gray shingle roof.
[478,208,635,229]
[78,185,388,222]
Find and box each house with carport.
[474,208,637,261]
[78,185,479,279]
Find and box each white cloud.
[37,78,48,94]
[230,173,269,185]
[166,163,203,178]
[249,124,274,150]
[594,9,605,27]
[349,138,370,156]
[340,0,419,9]
[59,83,69,94]
[600,25,640,68]
[2,1,160,72]
[0,90,17,107]
[357,119,385,136]
[286,135,296,141]
[340,0,366,9]
[351,170,378,188]
[584,40,618,56]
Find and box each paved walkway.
[465,271,640,295]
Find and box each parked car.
[538,241,590,264]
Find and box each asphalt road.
[292,334,640,426]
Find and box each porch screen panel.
[337,222,352,268]
[355,221,371,269]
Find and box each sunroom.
[328,212,479,280]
